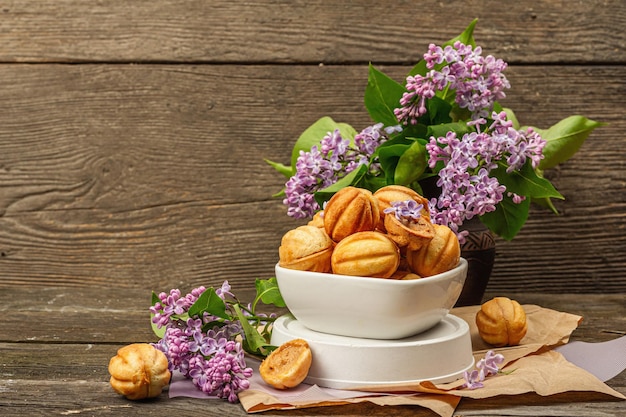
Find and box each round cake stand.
[271,314,474,390]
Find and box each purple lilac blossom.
[463,369,485,390]
[383,199,424,223]
[151,283,255,403]
[477,350,505,377]
[463,350,505,389]
[283,124,391,219]
[189,341,253,403]
[395,41,510,125]
[150,286,206,328]
[426,112,545,243]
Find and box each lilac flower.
[283,125,391,219]
[151,283,261,403]
[215,280,235,300]
[463,350,505,389]
[384,199,424,223]
[477,350,505,377]
[395,41,510,125]
[187,340,253,403]
[463,369,485,389]
[150,287,206,328]
[426,112,545,242]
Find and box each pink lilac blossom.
[150,282,254,403]
[426,112,545,242]
[395,41,510,125]
[283,124,391,219]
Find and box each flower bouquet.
[149,279,285,402]
[266,19,602,242]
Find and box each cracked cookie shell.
[373,185,431,232]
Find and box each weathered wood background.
[0,0,624,295]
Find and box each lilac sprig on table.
[463,350,505,389]
[149,279,286,402]
[267,18,601,241]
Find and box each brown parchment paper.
[238,305,625,416]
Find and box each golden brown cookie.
[307,211,325,228]
[405,223,460,277]
[475,297,528,347]
[108,343,171,400]
[260,339,312,389]
[384,212,435,251]
[278,225,334,272]
[373,185,431,232]
[323,187,380,242]
[331,231,400,278]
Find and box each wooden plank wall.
[0,1,624,294]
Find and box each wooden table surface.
[0,1,625,416]
[1,289,624,416]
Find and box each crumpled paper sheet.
[171,305,626,416]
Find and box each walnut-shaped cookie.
[331,231,400,278]
[279,225,333,272]
[373,185,431,232]
[405,223,460,277]
[307,210,325,228]
[323,186,380,242]
[476,297,528,347]
[109,343,171,400]
[260,338,312,389]
[383,198,435,251]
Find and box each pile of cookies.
[278,185,460,279]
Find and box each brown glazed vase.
[418,178,496,306]
[455,217,496,307]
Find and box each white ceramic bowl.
[274,257,468,339]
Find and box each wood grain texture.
[0,0,624,64]
[0,288,623,417]
[1,2,624,416]
[0,64,624,292]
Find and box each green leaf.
[535,116,604,170]
[150,291,166,339]
[291,117,357,169]
[255,277,286,308]
[408,59,428,77]
[493,161,563,200]
[188,288,230,320]
[378,142,411,184]
[426,121,472,140]
[426,96,453,125]
[531,196,559,214]
[444,18,478,48]
[480,196,530,241]
[364,63,406,126]
[233,304,275,357]
[394,141,428,186]
[264,159,292,179]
